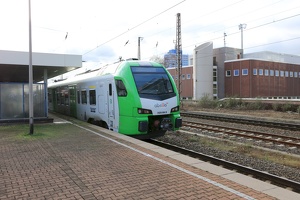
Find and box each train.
[48,59,182,139]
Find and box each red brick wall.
[225,59,300,98]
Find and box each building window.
[187,74,191,79]
[242,69,248,75]
[259,69,263,75]
[294,72,298,78]
[275,70,279,77]
[290,71,293,77]
[285,71,289,77]
[226,70,231,77]
[280,71,284,77]
[270,70,274,76]
[253,68,257,75]
[299,72,300,78]
[234,69,239,76]
[264,69,269,76]
[182,74,185,80]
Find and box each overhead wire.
[82,0,187,57]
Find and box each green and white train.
[48,60,182,139]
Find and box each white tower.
[193,42,213,100]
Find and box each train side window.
[115,80,127,97]
[81,90,87,104]
[89,90,96,105]
[77,91,80,104]
[109,84,112,96]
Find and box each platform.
[0,114,299,199]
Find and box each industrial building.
[167,43,300,100]
[0,50,81,122]
[225,58,300,98]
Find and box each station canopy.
[0,50,82,82]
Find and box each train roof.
[48,60,164,88]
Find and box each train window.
[81,90,87,104]
[131,66,174,95]
[56,91,61,105]
[77,91,80,104]
[64,92,69,105]
[109,84,112,96]
[89,90,96,105]
[115,80,127,97]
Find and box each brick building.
[224,59,300,98]
[167,66,193,99]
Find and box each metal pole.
[137,37,143,60]
[239,24,246,59]
[28,0,34,134]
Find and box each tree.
[149,55,164,65]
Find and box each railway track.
[181,111,300,131]
[183,120,300,149]
[148,139,300,193]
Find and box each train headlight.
[138,108,152,114]
[171,106,179,112]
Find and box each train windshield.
[131,66,176,100]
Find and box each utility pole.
[28,0,34,134]
[223,32,227,47]
[137,37,143,60]
[239,24,247,58]
[176,13,182,102]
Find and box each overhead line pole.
[176,13,182,103]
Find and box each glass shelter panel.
[0,83,45,119]
[0,84,24,118]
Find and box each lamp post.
[28,0,34,134]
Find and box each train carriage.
[48,60,182,139]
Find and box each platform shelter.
[0,50,81,122]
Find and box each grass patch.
[187,135,300,169]
[0,123,75,141]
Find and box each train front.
[116,61,182,139]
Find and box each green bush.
[282,103,293,112]
[272,103,281,111]
[198,94,218,109]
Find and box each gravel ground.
[157,109,300,183]
[158,131,300,183]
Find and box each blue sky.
[1,0,299,65]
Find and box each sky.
[1,0,300,68]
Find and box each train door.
[108,82,115,131]
[69,85,77,118]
